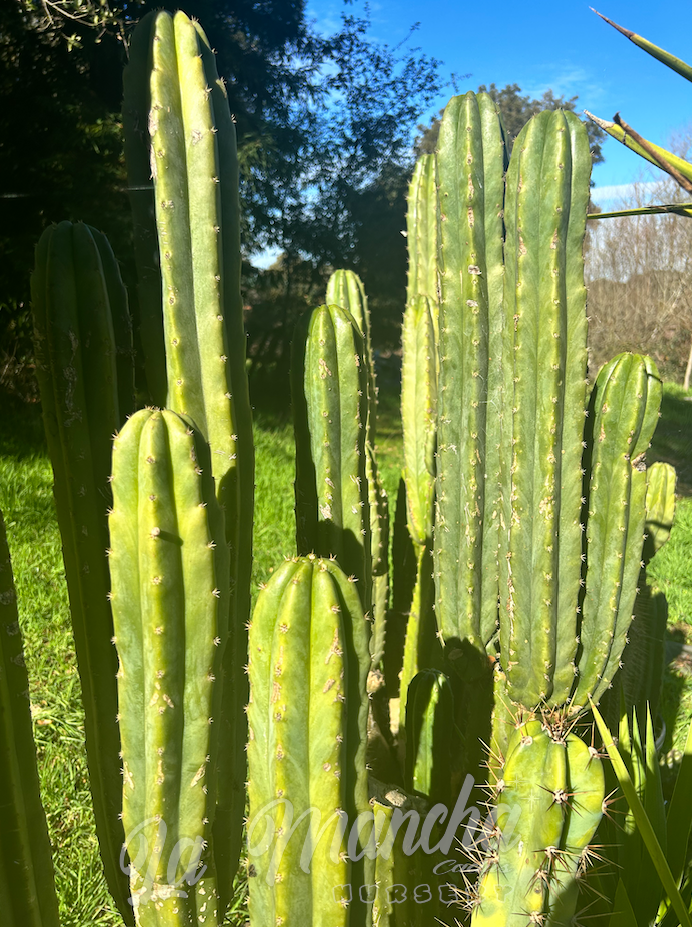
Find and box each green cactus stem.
[292,304,372,614]
[0,509,61,927]
[109,408,230,926]
[574,353,661,708]
[326,271,389,666]
[434,91,508,662]
[246,555,371,927]
[123,11,255,895]
[643,461,676,563]
[500,108,591,710]
[31,219,133,923]
[404,670,456,809]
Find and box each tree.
[586,155,692,384]
[0,0,442,396]
[415,82,606,164]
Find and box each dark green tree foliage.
[0,0,442,395]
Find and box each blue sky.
[305,0,692,206]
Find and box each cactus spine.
[246,555,371,927]
[30,219,133,922]
[123,11,255,893]
[109,409,230,926]
[0,509,61,927]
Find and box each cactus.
[109,408,230,926]
[435,91,508,663]
[246,555,371,927]
[473,721,604,927]
[0,508,61,927]
[326,271,389,667]
[30,219,133,922]
[398,155,441,715]
[123,11,255,895]
[404,670,456,809]
[292,304,372,614]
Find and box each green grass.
[2,376,692,922]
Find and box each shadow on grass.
[0,394,46,459]
[650,386,692,497]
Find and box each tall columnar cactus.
[246,555,371,927]
[434,91,508,663]
[325,271,389,666]
[397,154,442,712]
[0,509,61,927]
[123,11,255,892]
[499,108,591,710]
[109,409,230,926]
[292,304,372,616]
[30,219,133,922]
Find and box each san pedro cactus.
[30,219,133,922]
[0,508,60,927]
[397,155,442,713]
[123,10,255,893]
[109,408,230,926]
[435,91,508,662]
[246,555,371,927]
[292,304,372,615]
[326,271,389,667]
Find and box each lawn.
[1,373,691,924]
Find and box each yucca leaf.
[591,699,692,927]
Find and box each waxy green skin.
[292,304,372,615]
[404,670,455,808]
[246,556,371,927]
[473,723,604,927]
[31,219,133,923]
[123,11,255,897]
[434,91,507,659]
[326,271,389,666]
[500,109,590,709]
[575,353,661,707]
[0,510,61,927]
[109,409,229,927]
[399,157,440,713]
[643,461,676,563]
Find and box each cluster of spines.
[30,219,133,922]
[109,408,229,926]
[246,555,371,927]
[123,11,255,900]
[0,508,61,927]
[471,719,604,927]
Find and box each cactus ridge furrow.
[247,556,370,927]
[110,408,229,925]
[31,220,133,922]
[435,91,506,656]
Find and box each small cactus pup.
[123,9,255,895]
[246,555,371,927]
[109,409,230,926]
[292,304,372,616]
[30,219,133,922]
[0,508,61,927]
